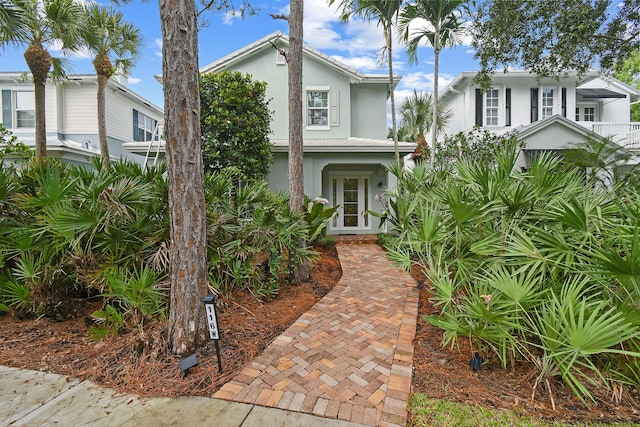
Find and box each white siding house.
[440,71,640,169]
[0,73,163,166]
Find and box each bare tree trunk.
[430,48,439,169]
[160,0,208,356]
[96,73,110,170]
[387,26,399,166]
[288,0,309,283]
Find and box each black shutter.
[505,88,511,127]
[2,90,12,128]
[132,109,139,141]
[561,88,567,117]
[475,89,483,126]
[530,88,539,122]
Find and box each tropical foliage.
[80,3,142,168]
[379,140,640,405]
[0,160,326,335]
[200,71,273,180]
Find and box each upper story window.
[133,109,158,142]
[14,91,36,128]
[576,106,596,121]
[485,89,499,126]
[475,88,510,127]
[542,88,554,119]
[307,90,329,128]
[1,90,35,129]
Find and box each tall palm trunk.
[24,43,51,159]
[160,0,208,356]
[94,54,112,170]
[288,0,309,283]
[387,26,399,165]
[430,47,439,169]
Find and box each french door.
[329,174,371,232]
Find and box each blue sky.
[0,0,478,111]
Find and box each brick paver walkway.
[213,243,419,427]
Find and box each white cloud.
[399,71,455,93]
[331,54,381,72]
[154,38,162,58]
[128,77,142,85]
[223,10,244,25]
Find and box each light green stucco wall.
[267,151,403,234]
[216,42,389,141]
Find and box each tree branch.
[269,13,288,21]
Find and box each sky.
[0,0,479,112]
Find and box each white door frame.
[328,172,372,232]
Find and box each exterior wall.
[268,150,402,234]
[442,74,580,138]
[221,45,355,141]
[0,78,59,135]
[350,83,388,139]
[578,78,633,123]
[1,74,161,166]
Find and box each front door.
[329,174,371,232]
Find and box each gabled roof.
[199,31,400,87]
[513,114,595,142]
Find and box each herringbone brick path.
[213,243,419,426]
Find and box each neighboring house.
[139,31,414,235]
[0,72,163,166]
[439,71,640,169]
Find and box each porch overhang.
[271,138,416,153]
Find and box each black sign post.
[202,294,223,373]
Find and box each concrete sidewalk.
[0,366,365,426]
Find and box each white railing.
[590,122,640,150]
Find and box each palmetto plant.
[383,140,640,405]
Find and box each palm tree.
[398,89,451,161]
[0,0,83,159]
[329,0,403,165]
[81,4,142,169]
[399,0,468,168]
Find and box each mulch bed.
[1,242,639,425]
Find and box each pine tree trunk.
[288,0,309,283]
[387,26,399,166]
[96,73,110,169]
[160,0,208,356]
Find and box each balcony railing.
[590,122,640,150]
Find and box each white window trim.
[275,50,286,65]
[14,90,36,129]
[305,86,331,130]
[540,86,561,120]
[483,87,505,127]
[576,102,598,122]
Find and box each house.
[0,72,163,166]
[439,71,640,169]
[139,31,415,235]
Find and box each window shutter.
[330,90,339,127]
[530,88,539,122]
[475,89,483,126]
[2,90,12,128]
[132,109,139,141]
[505,88,511,127]
[561,88,567,117]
